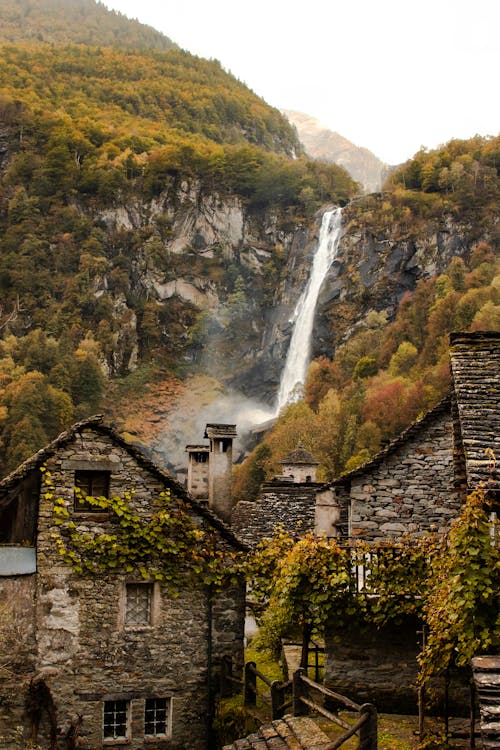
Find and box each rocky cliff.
[91,184,496,407]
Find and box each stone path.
[222,715,332,749]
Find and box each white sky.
[103,0,499,164]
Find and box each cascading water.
[275,207,342,414]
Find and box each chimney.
[185,445,209,501]
[204,424,237,523]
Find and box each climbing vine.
[247,532,361,662]
[419,489,500,683]
[247,494,498,684]
[43,468,242,590]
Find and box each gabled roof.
[329,396,452,487]
[0,415,246,550]
[450,331,500,496]
[280,441,319,466]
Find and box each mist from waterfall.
[275,208,342,414]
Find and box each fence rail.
[241,662,377,749]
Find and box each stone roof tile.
[280,443,319,466]
[223,716,331,750]
[450,331,500,496]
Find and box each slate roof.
[450,331,500,497]
[204,423,238,438]
[222,715,331,749]
[280,442,320,466]
[472,656,500,749]
[328,396,452,487]
[0,415,246,550]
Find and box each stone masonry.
[231,481,320,548]
[328,399,459,541]
[0,417,245,750]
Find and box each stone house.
[0,416,246,750]
[319,331,500,712]
[186,424,237,524]
[318,330,499,541]
[231,444,322,548]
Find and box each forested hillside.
[0,0,497,485]
[0,0,176,49]
[0,1,359,475]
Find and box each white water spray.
[275,208,342,414]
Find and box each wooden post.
[358,703,377,750]
[244,661,256,708]
[418,683,425,738]
[271,680,282,720]
[469,677,476,749]
[292,668,306,716]
[444,669,450,743]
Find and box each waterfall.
[275,208,342,414]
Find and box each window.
[74,470,110,512]
[103,700,129,741]
[193,452,208,463]
[144,698,170,737]
[125,583,153,627]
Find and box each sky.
[103,0,499,165]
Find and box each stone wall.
[0,576,37,736]
[0,426,243,750]
[325,618,421,713]
[324,618,469,715]
[231,482,319,547]
[335,409,459,541]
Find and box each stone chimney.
[185,445,209,501]
[204,424,237,523]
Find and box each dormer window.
[74,470,110,512]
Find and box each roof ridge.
[0,416,247,551]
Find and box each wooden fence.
[242,663,377,750]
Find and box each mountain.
[283,110,388,194]
[0,0,497,482]
[0,0,177,50]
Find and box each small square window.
[103,699,129,741]
[145,698,170,737]
[125,583,153,627]
[74,470,110,512]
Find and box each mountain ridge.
[0,0,177,50]
[283,109,389,193]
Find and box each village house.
[0,417,246,750]
[319,330,500,712]
[318,330,499,541]
[231,444,322,547]
[231,332,499,713]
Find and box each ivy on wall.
[44,468,242,590]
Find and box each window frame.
[74,469,111,513]
[122,581,157,630]
[144,697,171,740]
[103,699,130,743]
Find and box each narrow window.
[144,698,170,737]
[103,699,129,741]
[74,470,110,512]
[125,583,153,627]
